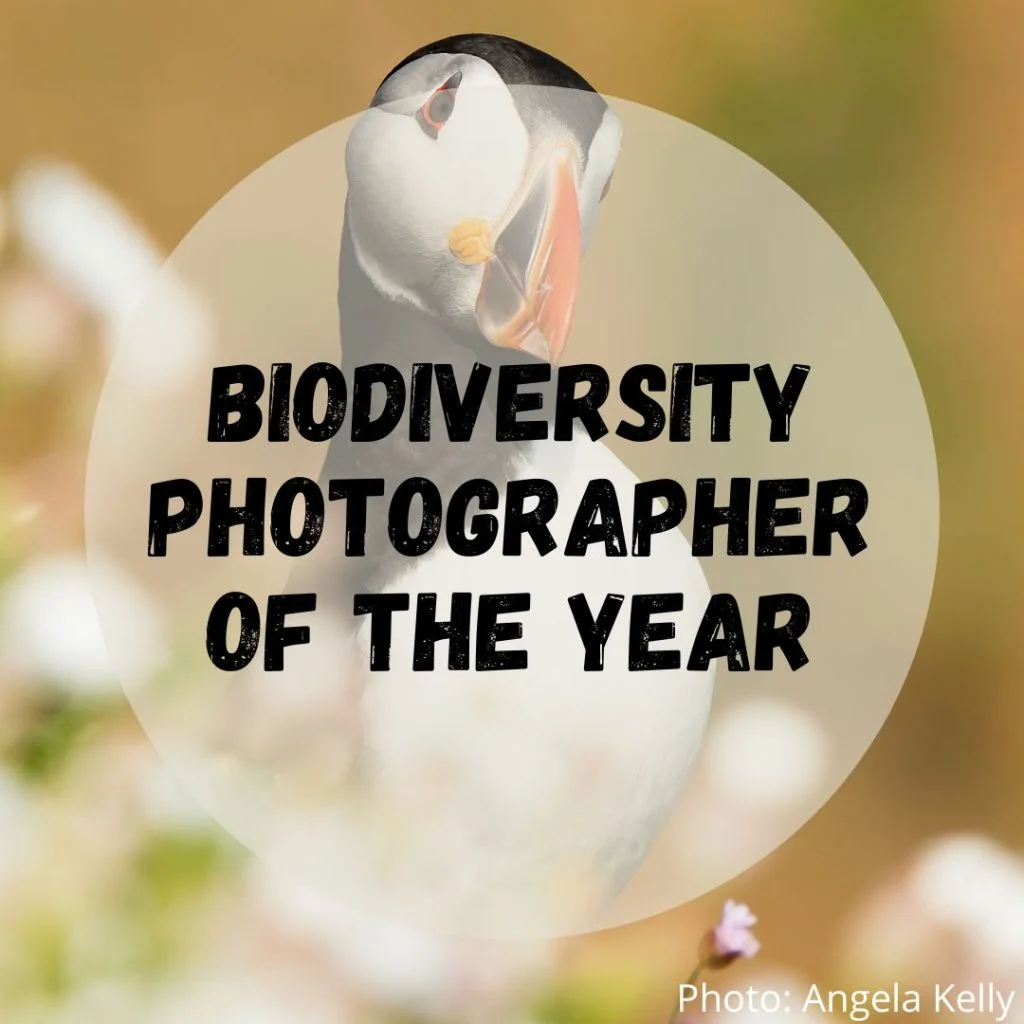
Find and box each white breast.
[347,432,715,928]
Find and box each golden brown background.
[0,2,1021,1021]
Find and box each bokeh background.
[0,1,1022,1021]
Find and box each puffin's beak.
[473,148,581,365]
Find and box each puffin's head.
[344,33,621,364]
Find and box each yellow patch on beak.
[448,218,493,264]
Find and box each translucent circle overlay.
[85,91,938,938]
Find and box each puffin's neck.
[311,214,560,602]
[335,213,557,445]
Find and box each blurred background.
[0,1,1022,1021]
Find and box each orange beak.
[474,148,581,365]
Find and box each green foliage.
[131,829,238,908]
[9,696,110,782]
[533,967,654,1024]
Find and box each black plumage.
[372,34,610,165]
[375,33,598,97]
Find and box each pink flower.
[712,900,760,961]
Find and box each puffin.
[278,33,716,932]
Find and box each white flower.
[0,553,166,695]
[11,161,211,390]
[249,864,550,1019]
[12,162,162,330]
[252,867,462,1009]
[145,968,341,1024]
[909,834,1024,970]
[703,697,829,810]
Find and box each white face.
[344,52,621,361]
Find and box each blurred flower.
[703,698,828,812]
[144,967,343,1024]
[674,698,830,885]
[839,832,1024,997]
[12,162,161,329]
[249,863,551,1021]
[0,553,166,696]
[908,834,1024,971]
[684,899,761,988]
[11,161,211,390]
[44,965,345,1024]
[710,900,761,963]
[670,900,763,1023]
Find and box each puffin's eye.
[417,71,462,138]
[600,174,613,202]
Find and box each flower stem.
[665,961,706,1024]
